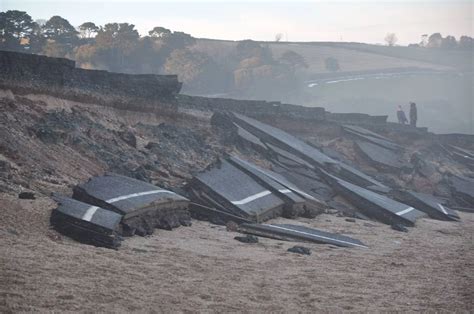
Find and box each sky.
[2,0,473,45]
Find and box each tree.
[148,26,171,38]
[0,10,37,51]
[441,35,457,49]
[459,36,473,50]
[384,33,398,46]
[324,57,340,72]
[43,15,78,43]
[79,22,98,39]
[275,33,283,42]
[93,23,140,72]
[279,50,308,71]
[420,34,428,47]
[163,48,230,93]
[427,33,442,48]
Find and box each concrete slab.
[51,195,122,249]
[238,223,367,248]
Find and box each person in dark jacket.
[409,102,417,127]
[397,105,408,124]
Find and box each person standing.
[397,105,408,124]
[409,102,418,127]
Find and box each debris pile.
[51,174,191,248]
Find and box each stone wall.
[0,50,182,112]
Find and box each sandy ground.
[1,193,473,312]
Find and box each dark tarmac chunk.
[287,246,311,255]
[344,127,403,152]
[50,195,122,249]
[190,159,285,222]
[238,223,367,248]
[447,175,474,207]
[231,113,337,167]
[227,156,308,218]
[342,124,392,142]
[322,172,425,226]
[355,140,409,172]
[72,174,191,235]
[271,163,335,203]
[392,190,460,221]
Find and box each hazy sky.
[2,0,473,44]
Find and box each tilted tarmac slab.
[238,223,367,248]
[355,140,409,172]
[342,124,392,142]
[392,190,460,221]
[191,159,285,222]
[50,195,123,249]
[271,163,336,202]
[73,174,189,218]
[72,174,191,235]
[227,156,326,217]
[231,112,337,167]
[322,172,425,226]
[448,175,474,207]
[344,127,403,152]
[231,113,387,189]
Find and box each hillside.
[194,39,471,75]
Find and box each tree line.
[0,10,312,96]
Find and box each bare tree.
[384,33,398,46]
[275,33,283,42]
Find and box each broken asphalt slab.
[321,171,426,226]
[50,195,123,249]
[355,140,410,173]
[189,159,285,222]
[72,173,191,235]
[391,190,460,221]
[238,223,367,248]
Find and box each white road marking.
[278,189,293,194]
[438,203,448,215]
[82,206,99,222]
[264,224,367,248]
[231,190,272,205]
[396,207,415,216]
[105,190,176,203]
[82,189,176,221]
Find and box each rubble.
[287,246,311,255]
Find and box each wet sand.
[1,193,473,312]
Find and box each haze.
[4,0,473,44]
